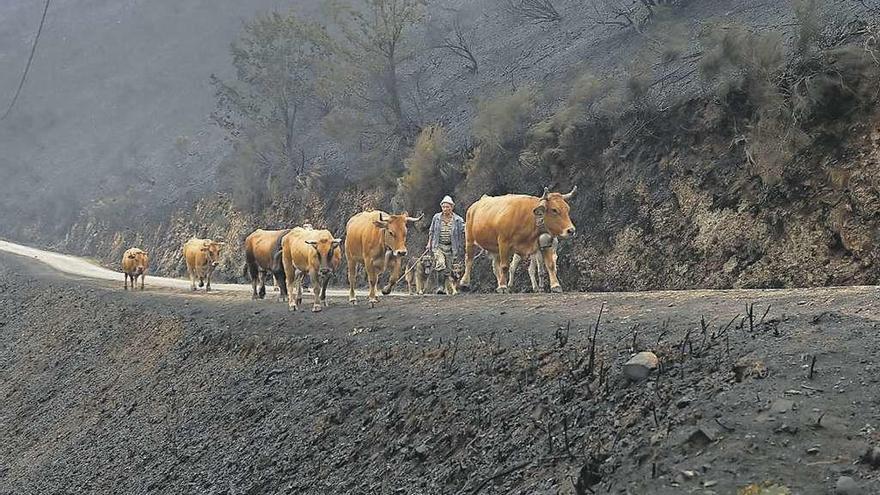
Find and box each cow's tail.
[272,229,291,269]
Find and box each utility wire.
[1,0,51,121]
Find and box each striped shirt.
[439,218,453,245]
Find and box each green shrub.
[473,86,537,149]
[396,125,451,215]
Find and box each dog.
[405,253,435,295]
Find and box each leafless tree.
[586,0,677,31]
[502,0,562,23]
[433,18,479,74]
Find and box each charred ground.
[3,252,880,494]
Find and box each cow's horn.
[562,185,578,200]
[540,187,549,200]
[406,213,424,223]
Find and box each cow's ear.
[373,219,388,228]
[533,204,546,216]
[332,238,342,248]
[128,254,136,259]
[304,240,318,247]
[200,246,209,251]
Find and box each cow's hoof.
[198,281,204,288]
[205,287,212,292]
[551,285,563,293]
[312,305,322,313]
[251,294,258,300]
[381,286,392,295]
[369,299,379,308]
[349,299,358,306]
[289,305,298,312]
[458,283,470,292]
[495,286,509,294]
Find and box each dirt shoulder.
[2,251,880,494]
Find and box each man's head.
[440,195,454,215]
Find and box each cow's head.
[534,186,577,239]
[128,250,149,274]
[374,212,422,257]
[201,241,225,267]
[305,235,342,275]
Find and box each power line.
[1,0,51,121]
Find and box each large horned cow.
[459,186,576,293]
[344,210,422,307]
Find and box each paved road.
[0,239,395,298]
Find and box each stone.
[860,446,880,468]
[623,352,659,381]
[835,476,862,495]
[770,399,794,414]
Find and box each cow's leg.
[188,269,197,291]
[284,266,298,311]
[347,258,358,305]
[366,261,381,307]
[139,274,145,290]
[543,247,562,293]
[509,253,523,290]
[205,269,213,292]
[320,271,332,308]
[258,270,267,299]
[310,268,323,312]
[529,254,542,293]
[248,263,260,299]
[496,243,511,293]
[275,269,287,302]
[460,239,475,291]
[382,256,401,295]
[124,273,129,290]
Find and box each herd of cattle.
[120,187,578,311]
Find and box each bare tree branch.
[432,18,478,74]
[501,0,562,23]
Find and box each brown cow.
[183,238,225,292]
[121,248,149,291]
[281,227,342,312]
[344,210,422,307]
[459,187,576,293]
[244,229,290,300]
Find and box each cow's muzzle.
[394,249,407,257]
[320,267,332,275]
[211,262,219,268]
[562,227,577,238]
